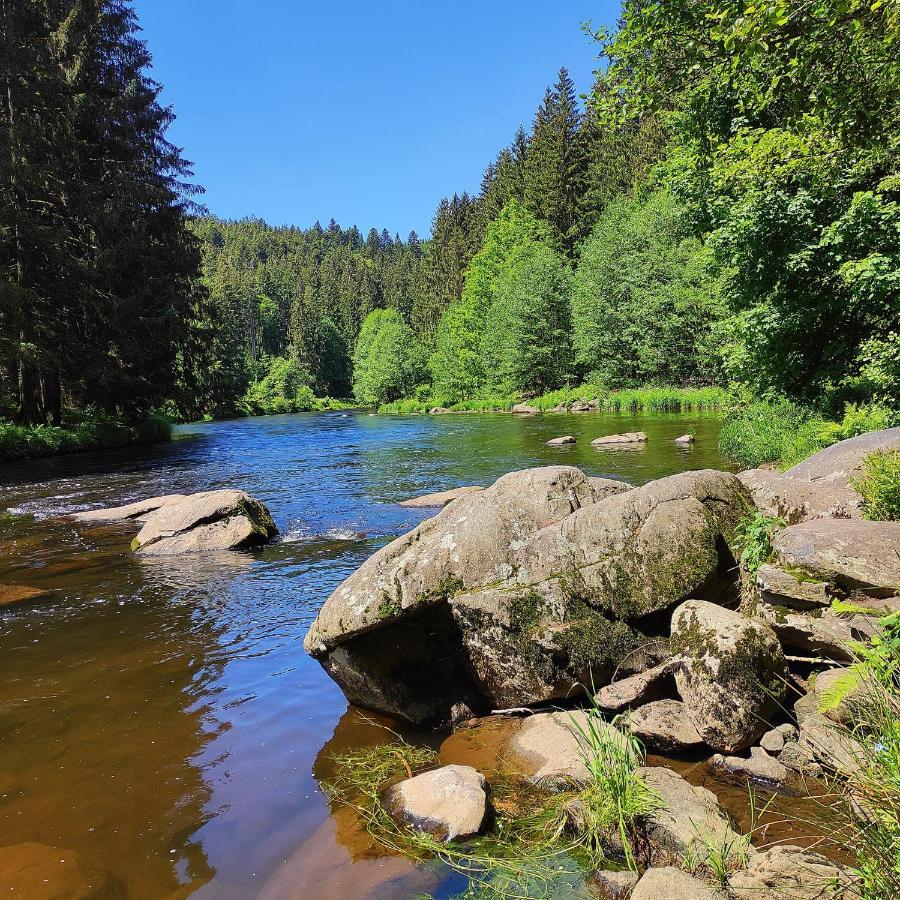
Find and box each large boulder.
[73,494,187,523]
[132,490,277,555]
[783,427,900,489]
[0,842,120,899]
[738,469,861,524]
[671,600,787,752]
[385,765,487,842]
[305,467,749,724]
[729,844,857,899]
[773,519,900,596]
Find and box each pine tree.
[523,68,586,257]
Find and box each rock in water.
[627,699,705,753]
[546,435,576,446]
[511,403,540,415]
[72,494,187,523]
[671,600,786,753]
[783,426,900,489]
[632,867,725,900]
[385,765,486,842]
[132,490,277,555]
[591,431,647,445]
[711,746,796,791]
[0,842,119,899]
[738,469,861,524]
[304,466,749,725]
[729,845,857,899]
[399,486,483,508]
[0,584,49,608]
[594,869,639,900]
[674,434,694,445]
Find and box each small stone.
[632,866,725,900]
[674,434,694,445]
[711,746,795,791]
[546,435,576,446]
[594,868,639,900]
[759,728,785,755]
[776,722,799,741]
[385,764,487,842]
[591,431,648,445]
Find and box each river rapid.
[0,410,733,899]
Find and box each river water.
[0,411,732,898]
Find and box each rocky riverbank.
[305,427,900,896]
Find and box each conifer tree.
[523,68,585,257]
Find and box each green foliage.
[481,239,572,396]
[852,451,900,522]
[572,190,724,388]
[0,411,171,461]
[242,356,319,416]
[353,309,426,406]
[733,509,784,575]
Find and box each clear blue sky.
[133,1,619,237]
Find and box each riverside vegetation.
[3,1,898,462]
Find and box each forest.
[1,1,898,457]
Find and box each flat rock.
[132,490,277,555]
[72,494,188,523]
[511,403,540,415]
[773,519,900,594]
[595,661,677,713]
[756,603,855,663]
[671,600,786,753]
[756,564,831,610]
[729,844,857,899]
[637,766,740,863]
[0,842,118,899]
[738,469,861,524]
[546,435,576,446]
[711,746,796,791]
[632,867,725,900]
[399,486,483,508]
[594,869,639,900]
[592,431,647,445]
[385,764,486,842]
[0,583,49,608]
[674,434,695,445]
[627,700,704,753]
[784,427,900,489]
[759,727,785,754]
[429,407,451,414]
[507,710,631,787]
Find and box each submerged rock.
[773,519,900,595]
[591,431,647,445]
[632,867,725,900]
[637,766,740,863]
[398,486,482,508]
[783,426,900,490]
[671,600,786,753]
[132,490,277,555]
[0,583,49,608]
[710,746,796,791]
[385,764,487,842]
[738,468,861,524]
[0,842,119,899]
[729,844,857,899]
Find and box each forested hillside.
[2,0,898,458]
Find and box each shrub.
[852,450,900,522]
[733,509,784,575]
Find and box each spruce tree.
[522,68,585,257]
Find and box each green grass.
[0,411,171,461]
[719,399,898,470]
[379,385,726,416]
[851,450,900,521]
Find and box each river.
[0,410,731,898]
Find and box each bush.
[353,309,426,406]
[242,356,320,415]
[852,451,900,522]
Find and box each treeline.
[0,0,205,427]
